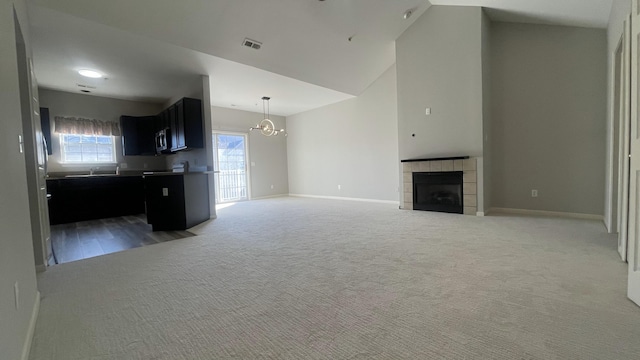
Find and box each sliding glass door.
[213,133,249,203]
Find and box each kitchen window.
[60,134,116,163]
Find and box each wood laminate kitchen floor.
[49,214,195,265]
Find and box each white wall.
[211,106,289,199]
[605,0,632,231]
[38,89,166,173]
[489,22,607,215]
[1,1,40,359]
[396,6,484,160]
[481,10,492,212]
[287,65,398,202]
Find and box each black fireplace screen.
[413,172,463,214]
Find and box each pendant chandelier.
[250,96,286,136]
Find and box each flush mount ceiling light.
[78,69,103,78]
[250,97,286,137]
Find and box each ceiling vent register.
[242,38,262,50]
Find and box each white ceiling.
[28,5,356,116]
[431,0,614,28]
[27,0,614,116]
[28,0,431,116]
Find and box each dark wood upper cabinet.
[40,107,52,155]
[158,109,169,131]
[121,115,158,156]
[120,97,203,156]
[174,99,186,150]
[170,97,203,152]
[168,105,177,151]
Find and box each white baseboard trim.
[21,291,40,360]
[289,194,399,206]
[488,207,604,221]
[251,194,289,201]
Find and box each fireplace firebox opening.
[413,172,463,214]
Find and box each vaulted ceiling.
[27,0,614,116]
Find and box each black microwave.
[155,128,172,154]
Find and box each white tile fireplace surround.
[401,157,478,215]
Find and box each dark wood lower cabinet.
[144,173,210,231]
[47,176,145,225]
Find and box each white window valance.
[54,116,121,136]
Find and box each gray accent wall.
[396,6,484,160]
[211,106,289,199]
[286,65,398,202]
[38,89,166,173]
[489,22,607,215]
[1,1,39,359]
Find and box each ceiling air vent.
[242,38,262,50]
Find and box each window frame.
[58,133,117,165]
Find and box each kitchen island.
[143,172,210,231]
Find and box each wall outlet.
[338,185,341,190]
[120,163,128,169]
[162,188,169,197]
[425,107,431,116]
[270,185,274,190]
[14,282,19,310]
[531,189,538,198]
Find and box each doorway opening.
[213,132,249,203]
[614,23,631,262]
[15,9,52,271]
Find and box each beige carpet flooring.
[30,197,640,359]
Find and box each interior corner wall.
[490,22,607,215]
[1,1,40,359]
[605,0,632,231]
[286,65,398,202]
[481,9,492,212]
[38,89,166,173]
[211,106,289,199]
[396,6,484,161]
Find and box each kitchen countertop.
[47,171,213,180]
